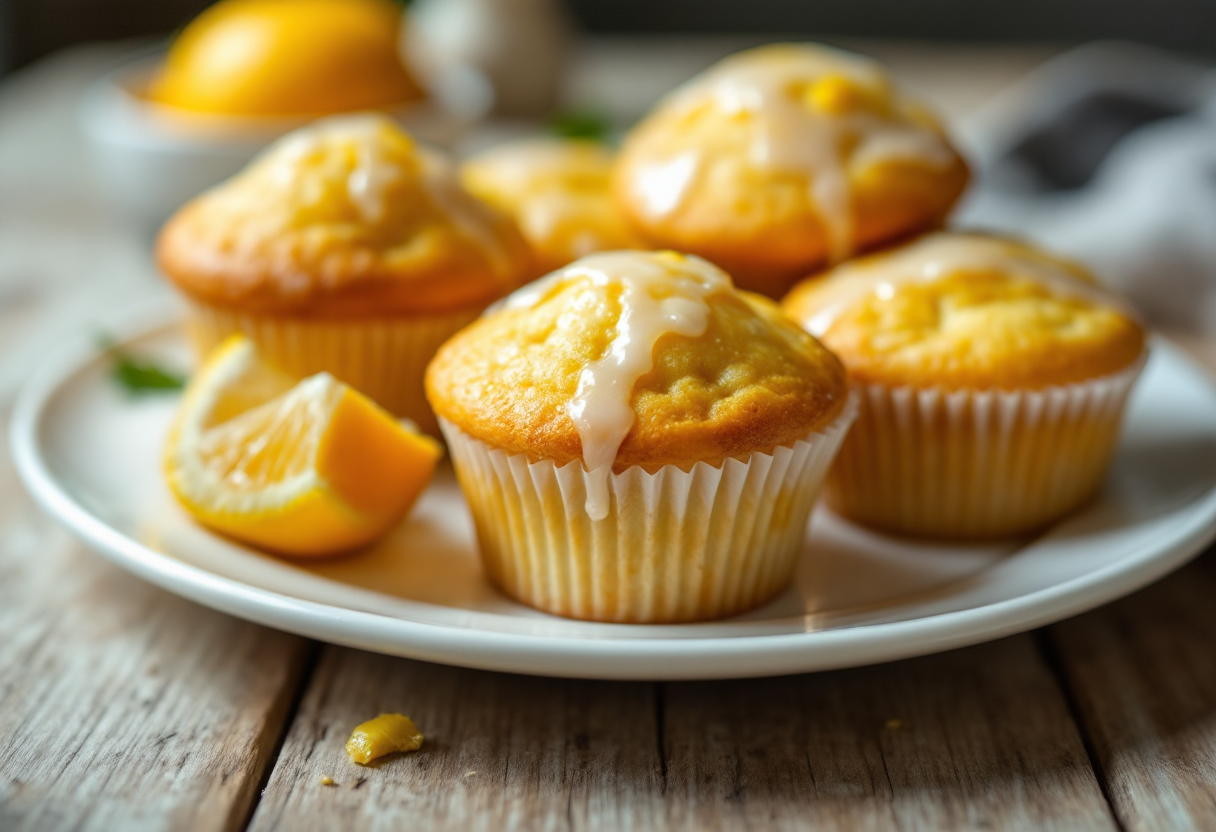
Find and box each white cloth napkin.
[958,42,1216,331]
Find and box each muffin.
[157,113,533,435]
[782,232,1147,539]
[461,138,645,273]
[613,43,969,298]
[427,250,856,623]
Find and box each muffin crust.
[157,114,534,318]
[461,138,644,273]
[612,43,969,297]
[782,232,1146,390]
[427,251,847,472]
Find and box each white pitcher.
[405,0,573,119]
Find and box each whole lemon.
[148,0,425,117]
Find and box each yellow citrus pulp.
[148,0,425,117]
[164,335,441,556]
[345,713,424,764]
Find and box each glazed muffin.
[461,138,645,273]
[782,231,1147,539]
[157,113,533,435]
[427,250,856,623]
[613,43,969,298]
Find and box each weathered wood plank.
[1047,548,1216,832]
[252,634,1114,831]
[247,648,664,832]
[0,410,315,832]
[660,635,1116,831]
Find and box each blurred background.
[3,0,1215,75]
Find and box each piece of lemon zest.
[345,713,424,765]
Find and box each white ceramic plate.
[13,308,1216,680]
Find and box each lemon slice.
[164,335,441,556]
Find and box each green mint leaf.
[97,334,187,395]
[548,108,612,142]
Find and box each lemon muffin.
[427,250,855,623]
[613,43,969,298]
[158,113,533,435]
[782,232,1147,539]
[461,138,645,273]
[148,0,425,117]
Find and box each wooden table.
[5,39,1216,832]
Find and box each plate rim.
[12,303,1216,680]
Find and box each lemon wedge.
[164,335,441,556]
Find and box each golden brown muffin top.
[612,43,968,296]
[782,232,1147,390]
[157,114,534,318]
[461,138,646,274]
[427,250,848,473]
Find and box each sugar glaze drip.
[798,233,1142,337]
[631,46,956,264]
[507,251,732,520]
[267,114,406,222]
[262,115,518,277]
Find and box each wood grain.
[1048,550,1216,832]
[247,648,664,832]
[0,408,315,832]
[250,635,1115,831]
[660,635,1116,832]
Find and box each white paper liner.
[185,302,478,436]
[827,355,1147,539]
[439,397,857,623]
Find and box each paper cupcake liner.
[438,397,857,623]
[827,356,1147,539]
[184,302,479,437]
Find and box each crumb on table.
[345,713,425,765]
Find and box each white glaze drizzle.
[266,114,404,222]
[262,114,518,278]
[506,251,732,520]
[520,191,593,248]
[633,153,700,219]
[347,141,401,224]
[798,233,1141,337]
[631,45,956,264]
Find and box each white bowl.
[80,52,478,230]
